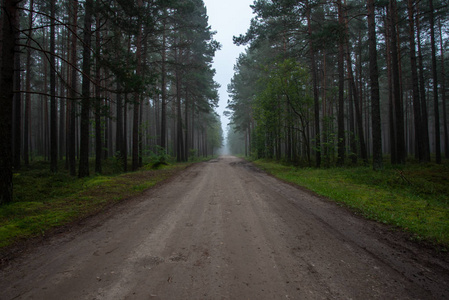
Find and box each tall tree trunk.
[104,75,111,160]
[95,14,102,174]
[385,8,396,163]
[354,28,368,162]
[60,27,68,163]
[439,19,448,159]
[160,15,167,150]
[139,28,148,167]
[390,0,405,164]
[132,0,143,171]
[416,6,431,161]
[68,0,78,176]
[59,96,65,161]
[0,0,19,204]
[44,51,49,161]
[50,0,58,172]
[322,49,329,166]
[123,98,128,172]
[116,89,123,161]
[336,0,345,166]
[341,0,357,165]
[12,4,21,171]
[368,0,383,170]
[78,0,94,178]
[24,0,33,167]
[429,0,441,163]
[176,52,184,162]
[407,0,424,161]
[114,30,124,167]
[306,0,321,168]
[60,29,68,163]
[139,95,143,167]
[347,63,357,164]
[184,86,189,161]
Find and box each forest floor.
[1,156,449,299]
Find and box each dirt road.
[1,156,449,299]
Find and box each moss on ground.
[0,160,198,250]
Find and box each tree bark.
[407,0,424,161]
[429,0,441,163]
[132,0,143,171]
[123,96,128,172]
[337,0,345,166]
[416,6,431,161]
[0,0,19,204]
[368,0,383,170]
[306,0,321,168]
[439,19,448,159]
[95,13,102,174]
[24,0,33,166]
[385,8,396,163]
[78,0,94,178]
[68,0,78,176]
[50,0,58,172]
[12,3,21,170]
[185,85,189,161]
[344,10,367,164]
[389,0,405,164]
[116,89,123,153]
[160,15,167,150]
[176,50,184,162]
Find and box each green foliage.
[148,145,171,169]
[251,58,312,160]
[254,159,449,249]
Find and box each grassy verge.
[253,159,449,249]
[0,158,210,251]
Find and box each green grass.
[253,159,449,249]
[0,157,211,251]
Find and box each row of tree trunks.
[407,0,424,162]
[0,0,20,204]
[390,0,405,165]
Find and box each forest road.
[1,156,449,300]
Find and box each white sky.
[203,0,254,137]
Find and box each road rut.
[1,156,449,299]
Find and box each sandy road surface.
[1,156,449,299]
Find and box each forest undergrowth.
[253,159,449,250]
[0,156,212,251]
